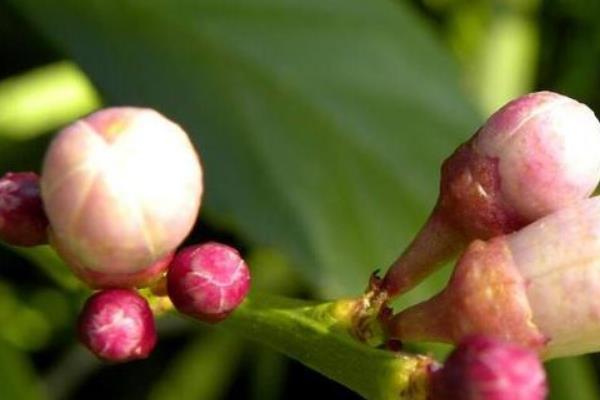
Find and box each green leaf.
[0,339,45,400]
[12,0,479,297]
[149,332,243,400]
[546,356,600,400]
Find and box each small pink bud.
[41,107,202,279]
[0,172,48,246]
[167,242,251,323]
[388,196,600,359]
[430,336,547,400]
[381,91,600,298]
[77,289,156,362]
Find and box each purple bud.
[431,336,547,400]
[167,242,251,323]
[77,289,156,362]
[0,172,48,246]
[41,107,202,278]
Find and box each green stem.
[221,293,435,400]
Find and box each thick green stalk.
[221,293,434,400]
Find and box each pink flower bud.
[77,289,156,362]
[167,242,251,323]
[381,91,600,298]
[430,336,547,400]
[41,107,202,280]
[388,196,600,359]
[51,233,174,289]
[0,172,48,246]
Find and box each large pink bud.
[388,196,600,359]
[381,91,600,298]
[455,91,600,229]
[41,107,202,284]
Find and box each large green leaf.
[12,0,479,297]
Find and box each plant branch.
[14,243,435,399]
[220,293,435,400]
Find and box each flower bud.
[41,107,202,279]
[0,172,48,246]
[381,91,600,298]
[167,242,251,323]
[388,196,600,359]
[77,289,156,362]
[430,335,547,400]
[52,233,174,289]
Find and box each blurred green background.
[1,0,599,398]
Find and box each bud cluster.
[356,92,600,398]
[388,196,600,359]
[4,92,600,397]
[0,107,250,362]
[380,91,600,299]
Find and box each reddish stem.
[380,209,466,299]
